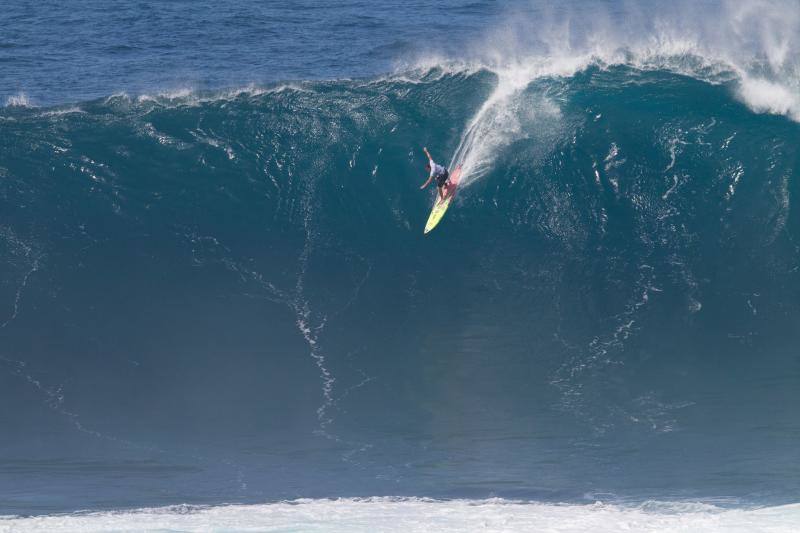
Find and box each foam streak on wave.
[450,67,534,186]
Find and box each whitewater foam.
[737,77,800,121]
[2,498,799,532]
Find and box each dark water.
[1,0,800,518]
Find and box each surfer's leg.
[436,173,448,197]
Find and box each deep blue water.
[2,0,800,519]
[1,0,511,106]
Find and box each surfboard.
[424,165,462,234]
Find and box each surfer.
[419,147,450,201]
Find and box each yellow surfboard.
[424,165,462,234]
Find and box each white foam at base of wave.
[2,498,799,533]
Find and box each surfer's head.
[425,163,430,171]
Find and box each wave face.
[1,63,799,515]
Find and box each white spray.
[434,0,799,188]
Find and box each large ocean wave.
[1,1,799,517]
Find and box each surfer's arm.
[421,147,435,188]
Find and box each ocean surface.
[2,0,800,530]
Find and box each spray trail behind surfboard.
[448,66,543,188]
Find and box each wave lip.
[2,498,799,532]
[737,76,800,121]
